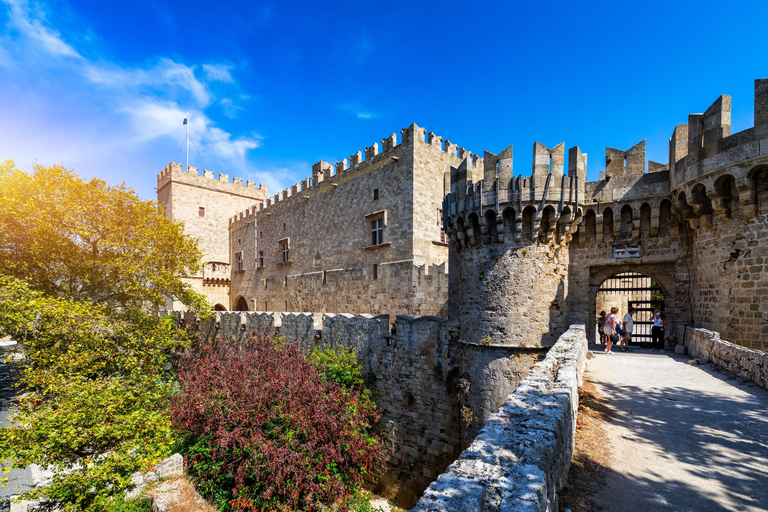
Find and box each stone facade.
[226,124,457,316]
[157,162,268,309]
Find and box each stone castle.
[158,78,768,353]
[159,78,768,509]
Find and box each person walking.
[650,309,668,353]
[604,307,619,354]
[598,311,607,345]
[620,307,635,352]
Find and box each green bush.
[0,277,190,511]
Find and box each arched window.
[658,200,672,237]
[620,205,633,238]
[602,207,614,242]
[714,174,737,218]
[540,205,555,240]
[585,209,596,243]
[640,203,651,238]
[522,206,536,241]
[484,209,498,242]
[502,207,516,239]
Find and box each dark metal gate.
[628,299,665,344]
[597,272,664,344]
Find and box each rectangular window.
[199,207,205,217]
[235,251,244,271]
[373,263,378,281]
[373,188,379,200]
[258,250,264,267]
[323,270,327,285]
[284,276,288,288]
[280,240,289,262]
[438,209,446,242]
[371,218,384,246]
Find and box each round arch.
[587,264,680,343]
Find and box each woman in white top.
[650,309,668,352]
[604,307,619,354]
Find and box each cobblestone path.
[586,348,768,512]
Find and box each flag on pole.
[183,117,188,125]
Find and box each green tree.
[0,161,207,313]
[0,161,209,511]
[0,277,184,511]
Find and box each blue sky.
[1,0,767,200]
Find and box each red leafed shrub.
[170,332,381,512]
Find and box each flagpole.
[185,112,189,173]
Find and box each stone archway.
[234,296,249,311]
[587,264,679,343]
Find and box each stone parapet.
[157,162,267,199]
[410,324,587,512]
[683,327,768,390]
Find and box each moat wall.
[177,310,544,507]
[412,324,588,512]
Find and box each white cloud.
[203,63,234,83]
[2,0,80,58]
[0,0,264,183]
[220,98,243,118]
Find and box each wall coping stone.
[410,324,587,512]
[684,326,768,390]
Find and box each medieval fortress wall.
[177,309,543,506]
[160,79,768,509]
[446,80,768,352]
[225,124,464,317]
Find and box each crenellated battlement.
[443,78,768,248]
[157,161,268,199]
[249,123,481,218]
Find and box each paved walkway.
[0,344,35,510]
[586,347,768,512]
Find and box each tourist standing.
[598,311,607,345]
[604,307,619,354]
[650,309,668,352]
[620,307,635,352]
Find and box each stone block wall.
[452,239,571,348]
[230,259,448,318]
[177,311,463,507]
[683,326,768,389]
[226,124,461,317]
[411,324,588,512]
[688,206,768,350]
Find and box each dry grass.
[146,478,218,512]
[558,381,614,512]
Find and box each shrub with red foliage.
[170,332,381,512]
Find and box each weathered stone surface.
[410,324,587,512]
[684,327,768,389]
